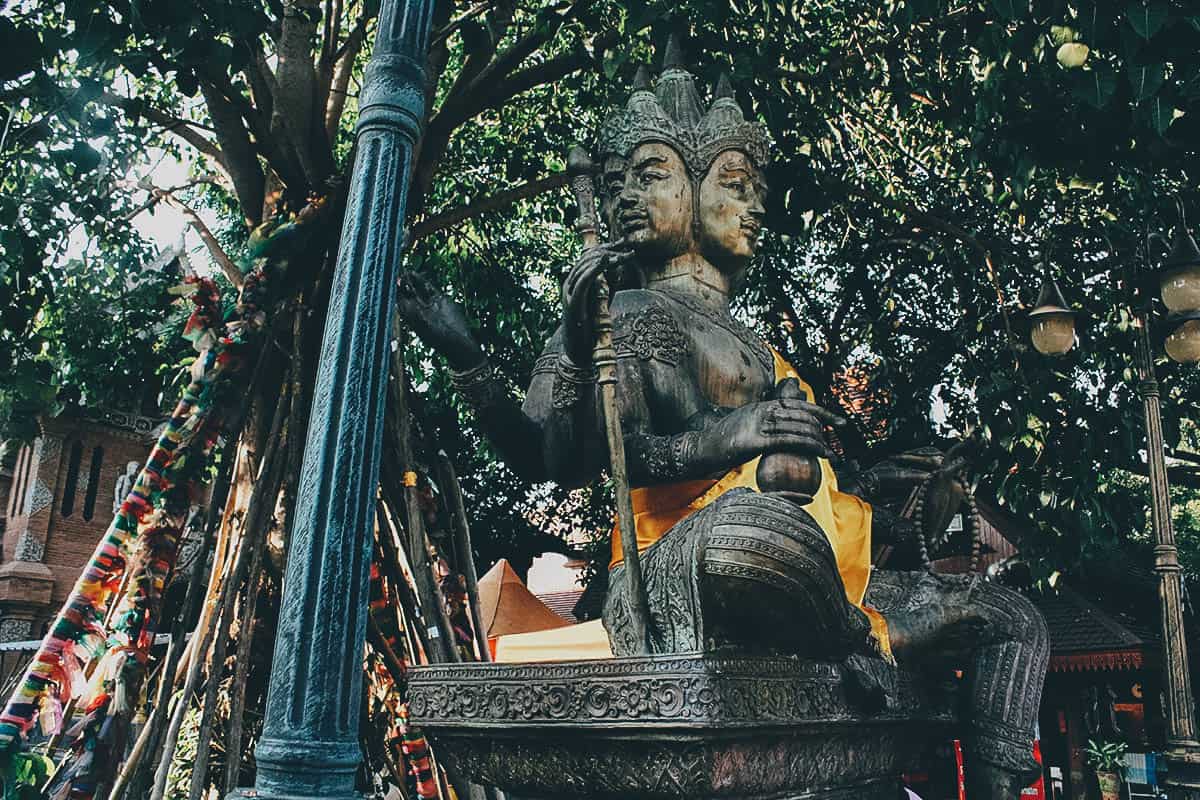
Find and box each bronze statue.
[399,39,1047,800]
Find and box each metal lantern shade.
[1029,277,1077,355]
[1164,313,1200,363]
[1160,224,1200,314]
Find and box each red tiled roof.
[1032,586,1155,673]
[534,590,585,624]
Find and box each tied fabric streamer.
[0,261,275,799]
[397,705,438,800]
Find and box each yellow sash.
[611,349,891,658]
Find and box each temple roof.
[535,589,585,624]
[1032,585,1157,672]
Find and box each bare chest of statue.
[614,289,775,435]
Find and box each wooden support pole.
[434,450,491,661]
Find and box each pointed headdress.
[597,35,772,176]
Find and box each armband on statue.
[449,360,506,412]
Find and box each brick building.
[0,409,159,641]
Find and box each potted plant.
[1084,739,1128,800]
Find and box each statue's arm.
[397,274,548,482]
[451,356,549,482]
[526,328,609,488]
[833,447,970,553]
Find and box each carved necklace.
[650,288,774,378]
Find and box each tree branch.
[485,34,613,111]
[409,172,568,241]
[411,17,611,217]
[121,175,227,222]
[100,92,226,167]
[198,80,267,227]
[147,185,244,288]
[201,67,307,200]
[273,0,333,185]
[244,44,279,127]
[325,10,369,143]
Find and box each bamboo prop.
[173,452,244,687]
[433,451,491,662]
[108,410,244,800]
[185,396,282,800]
[0,275,284,800]
[195,431,286,799]
[188,406,281,799]
[377,501,434,662]
[149,408,288,800]
[221,308,303,797]
[566,146,650,654]
[388,314,459,663]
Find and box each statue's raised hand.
[699,396,846,469]
[397,273,486,370]
[866,442,973,545]
[561,241,635,366]
[866,442,971,495]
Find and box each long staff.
[566,146,650,654]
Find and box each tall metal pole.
[233,1,434,796]
[1133,311,1200,799]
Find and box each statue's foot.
[967,760,1042,800]
[887,603,995,663]
[841,653,891,713]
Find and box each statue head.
[697,148,766,272]
[596,37,770,276]
[124,461,139,477]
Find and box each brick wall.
[1,412,159,634]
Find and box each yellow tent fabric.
[494,619,613,662]
[477,558,569,638]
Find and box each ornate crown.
[596,35,772,176]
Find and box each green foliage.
[1084,738,1129,773]
[2,752,55,800]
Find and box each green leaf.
[1050,25,1077,45]
[1073,69,1117,109]
[1141,95,1175,134]
[1127,62,1165,100]
[1126,1,1169,40]
[67,141,102,172]
[0,18,43,81]
[991,0,1025,21]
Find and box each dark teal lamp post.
[232,0,435,797]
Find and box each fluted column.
[236,2,433,797]
[1135,314,1200,799]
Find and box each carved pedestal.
[408,655,958,799]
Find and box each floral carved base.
[408,655,958,799]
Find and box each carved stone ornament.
[409,654,957,799]
[0,618,33,643]
[613,303,689,365]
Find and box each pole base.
[228,737,363,800]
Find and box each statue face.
[599,155,627,238]
[616,143,694,258]
[698,150,766,271]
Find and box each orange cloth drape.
[611,348,890,657]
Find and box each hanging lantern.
[1029,276,1077,355]
[1164,312,1200,364]
[1160,203,1200,314]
